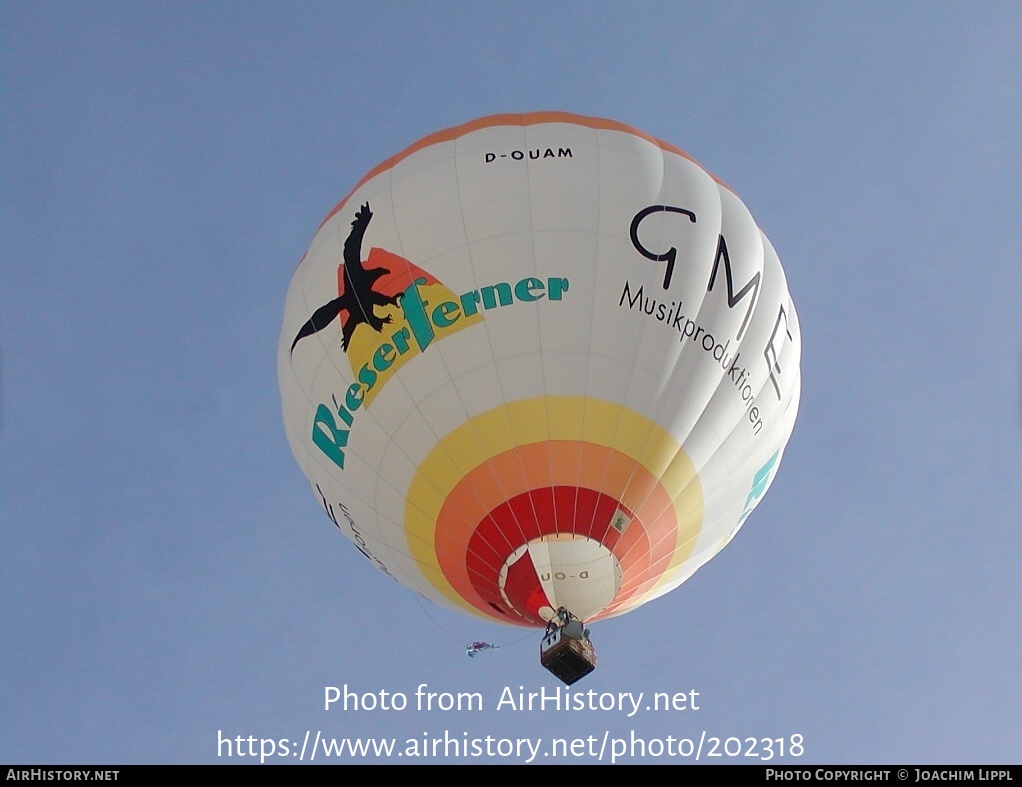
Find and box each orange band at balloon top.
[312,111,731,240]
[403,396,704,625]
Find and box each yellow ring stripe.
[404,396,704,613]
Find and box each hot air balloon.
[278,112,800,682]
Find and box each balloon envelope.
[279,112,800,627]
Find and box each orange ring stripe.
[435,441,679,620]
[404,396,703,617]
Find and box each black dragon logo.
[290,202,401,353]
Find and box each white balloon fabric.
[279,112,801,627]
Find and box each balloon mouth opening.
[496,534,622,624]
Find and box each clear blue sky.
[2,2,1020,764]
